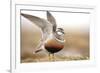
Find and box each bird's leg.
[49,53,52,61]
[49,53,55,61]
[48,50,55,61]
[52,53,55,61]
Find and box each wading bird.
[21,11,65,61]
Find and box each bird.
[21,11,65,54]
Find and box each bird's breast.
[44,37,64,53]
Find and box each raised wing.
[21,13,52,31]
[47,11,57,32]
[21,13,53,52]
[21,13,53,37]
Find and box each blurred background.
[21,11,90,63]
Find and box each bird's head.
[54,28,65,41]
[56,28,65,36]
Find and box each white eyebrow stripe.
[57,31,63,35]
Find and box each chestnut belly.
[45,45,64,53]
[44,39,64,53]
